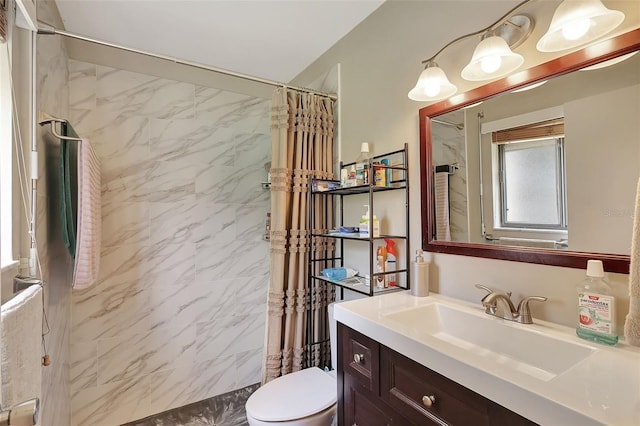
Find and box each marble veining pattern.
[150,118,236,166]
[96,66,196,122]
[69,59,270,425]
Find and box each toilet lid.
[246,367,337,422]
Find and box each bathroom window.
[496,136,567,230]
[0,43,13,267]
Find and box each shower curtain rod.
[36,22,338,101]
[432,118,464,129]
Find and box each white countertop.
[334,291,640,426]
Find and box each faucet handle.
[475,284,511,297]
[475,284,493,294]
[517,296,548,324]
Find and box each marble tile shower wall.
[36,1,72,425]
[67,60,271,426]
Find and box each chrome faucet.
[475,284,547,324]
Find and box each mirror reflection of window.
[482,117,569,248]
[497,137,567,229]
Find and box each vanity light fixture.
[408,0,628,103]
[536,0,625,53]
[408,61,458,102]
[409,0,533,102]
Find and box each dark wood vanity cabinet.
[338,323,537,426]
[339,323,411,426]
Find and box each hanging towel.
[1,285,43,409]
[434,172,452,241]
[624,177,640,346]
[73,138,102,289]
[60,139,77,258]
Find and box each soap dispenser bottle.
[410,249,429,297]
[576,260,618,346]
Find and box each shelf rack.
[304,144,410,370]
[308,144,410,298]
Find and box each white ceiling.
[54,0,385,82]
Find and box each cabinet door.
[344,373,394,426]
[340,324,380,393]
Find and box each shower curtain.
[263,88,335,383]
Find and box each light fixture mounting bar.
[495,14,534,50]
[420,0,532,64]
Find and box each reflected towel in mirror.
[435,172,451,241]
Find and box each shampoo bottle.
[410,249,429,297]
[576,260,618,346]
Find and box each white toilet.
[245,304,338,426]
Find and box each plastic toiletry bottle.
[359,205,379,238]
[355,142,371,185]
[374,161,386,187]
[410,249,429,297]
[384,239,397,287]
[381,158,391,187]
[372,213,380,238]
[576,260,618,346]
[348,165,357,187]
[376,246,387,288]
[359,205,370,238]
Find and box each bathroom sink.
[384,303,595,381]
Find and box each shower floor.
[122,383,258,426]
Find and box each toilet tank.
[328,303,337,371]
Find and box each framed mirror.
[420,29,640,273]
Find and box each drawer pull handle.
[422,395,436,408]
[354,353,365,363]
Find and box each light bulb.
[480,55,502,74]
[408,62,457,101]
[423,83,441,98]
[561,18,591,40]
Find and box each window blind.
[492,118,564,143]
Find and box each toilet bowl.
[245,304,338,426]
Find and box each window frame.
[496,136,568,231]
